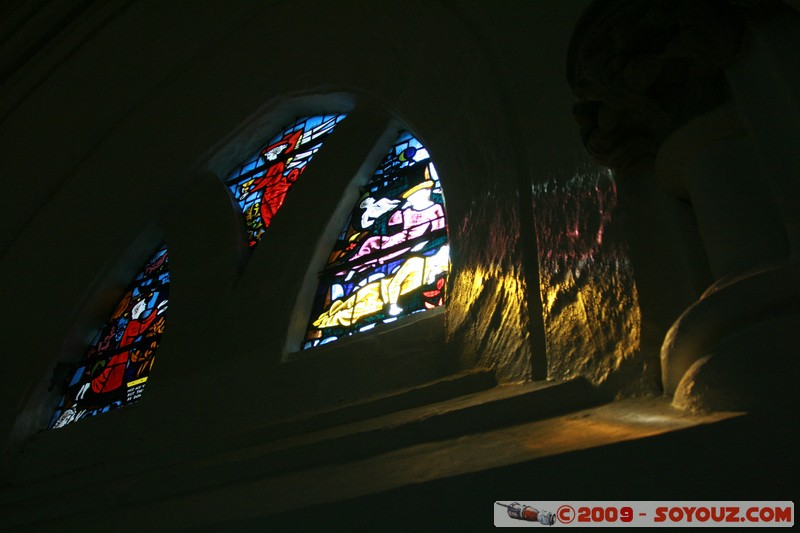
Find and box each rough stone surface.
[446,189,533,384]
[533,169,651,394]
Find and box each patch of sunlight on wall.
[446,190,532,384]
[533,168,647,393]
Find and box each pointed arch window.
[302,131,449,349]
[223,113,348,247]
[49,245,170,429]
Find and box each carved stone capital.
[567,0,748,171]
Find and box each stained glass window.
[303,131,449,349]
[49,245,170,429]
[224,113,348,247]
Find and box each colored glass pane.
[303,132,449,349]
[224,114,348,247]
[49,245,170,429]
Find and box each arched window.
[223,113,348,247]
[49,245,170,429]
[302,131,449,349]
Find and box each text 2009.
[577,506,634,523]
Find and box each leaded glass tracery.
[49,245,170,429]
[224,113,347,247]
[303,132,449,349]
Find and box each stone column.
[568,0,800,411]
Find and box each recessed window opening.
[223,113,348,247]
[302,131,450,350]
[49,245,170,429]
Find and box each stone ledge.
[0,394,746,530]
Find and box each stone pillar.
[568,0,800,411]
